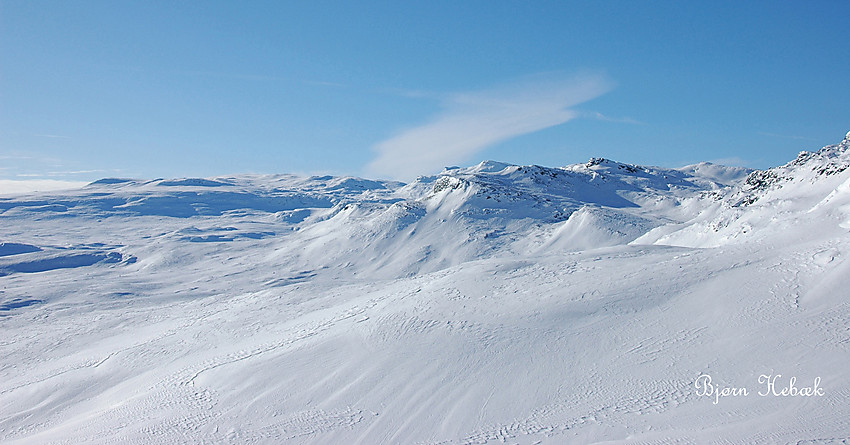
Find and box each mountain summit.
[1,132,849,444]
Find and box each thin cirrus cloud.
[583,111,643,125]
[0,179,88,196]
[366,73,613,181]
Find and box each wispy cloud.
[0,151,114,182]
[302,79,346,88]
[367,73,613,180]
[708,156,754,168]
[34,134,72,139]
[0,153,65,179]
[0,179,88,196]
[582,111,643,125]
[16,169,107,178]
[0,155,36,161]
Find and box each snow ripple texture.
[1,133,850,444]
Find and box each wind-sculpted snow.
[0,175,402,219]
[0,242,41,257]
[1,134,849,443]
[641,131,850,247]
[0,250,125,275]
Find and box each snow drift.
[1,133,849,444]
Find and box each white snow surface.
[1,134,849,444]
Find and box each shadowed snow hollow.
[1,133,849,444]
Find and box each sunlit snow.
[2,133,849,443]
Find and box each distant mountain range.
[1,132,848,444]
[3,131,848,278]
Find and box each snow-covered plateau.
[2,133,850,444]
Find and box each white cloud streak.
[582,111,644,125]
[367,73,613,180]
[34,134,72,139]
[0,180,88,196]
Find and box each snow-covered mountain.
[1,133,848,444]
[641,131,850,248]
[0,153,752,279]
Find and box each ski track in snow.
[2,135,850,444]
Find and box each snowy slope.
[0,134,848,444]
[640,131,850,248]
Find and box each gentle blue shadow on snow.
[0,298,44,312]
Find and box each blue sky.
[1,1,849,185]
